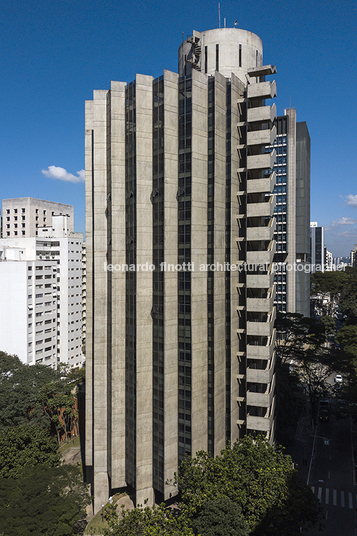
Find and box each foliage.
[275,313,351,418]
[311,267,357,324]
[320,315,336,338]
[102,502,194,536]
[174,435,321,536]
[39,378,79,445]
[192,497,249,536]
[0,351,59,431]
[0,423,60,478]
[0,465,90,536]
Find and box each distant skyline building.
[86,27,277,511]
[350,245,357,268]
[2,197,74,238]
[310,222,324,272]
[271,109,310,317]
[0,212,84,369]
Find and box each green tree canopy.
[174,436,321,536]
[0,423,60,478]
[0,465,90,536]
[102,502,194,536]
[192,497,249,536]
[0,351,59,431]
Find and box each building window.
[204,46,208,73]
[239,44,242,67]
[215,44,219,71]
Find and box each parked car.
[319,408,329,422]
[334,374,343,383]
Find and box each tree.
[192,497,249,536]
[39,379,79,445]
[0,465,90,536]
[0,351,59,431]
[0,423,60,478]
[174,436,321,536]
[102,502,194,536]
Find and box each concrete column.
[229,73,243,444]
[213,71,226,456]
[92,89,110,513]
[135,74,155,506]
[191,69,208,456]
[162,70,180,500]
[84,99,93,469]
[110,81,127,489]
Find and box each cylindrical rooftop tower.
[178,28,263,84]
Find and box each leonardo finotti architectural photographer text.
[103,261,344,273]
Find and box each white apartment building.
[2,197,74,238]
[0,215,84,369]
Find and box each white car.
[334,374,343,383]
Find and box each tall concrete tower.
[85,27,277,512]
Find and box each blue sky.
[1,0,356,256]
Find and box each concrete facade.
[86,27,277,512]
[2,198,74,238]
[0,215,83,368]
[272,110,310,317]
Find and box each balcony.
[246,375,276,408]
[246,291,275,314]
[246,273,274,289]
[247,126,276,147]
[246,354,275,384]
[247,80,277,100]
[246,219,276,242]
[246,195,276,218]
[247,309,276,337]
[246,244,275,266]
[246,329,276,359]
[247,65,277,78]
[247,149,276,171]
[247,103,277,124]
[247,406,274,432]
[246,172,275,194]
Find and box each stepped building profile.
[85,27,277,511]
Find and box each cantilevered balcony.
[246,242,275,266]
[247,65,277,78]
[246,308,276,337]
[246,329,276,359]
[246,291,276,314]
[246,395,276,432]
[247,80,277,100]
[247,126,276,147]
[247,149,276,171]
[246,353,276,384]
[247,103,277,124]
[246,219,276,242]
[246,272,274,289]
[246,194,276,218]
[246,374,276,408]
[246,172,275,194]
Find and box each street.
[293,401,357,535]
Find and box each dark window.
[216,44,219,71]
[205,46,208,73]
[239,44,242,67]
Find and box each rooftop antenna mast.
[218,2,221,28]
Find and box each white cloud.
[42,165,84,183]
[331,217,356,226]
[346,194,357,207]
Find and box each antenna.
[218,2,221,28]
[224,17,226,28]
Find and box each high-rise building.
[350,245,357,268]
[2,197,74,238]
[271,110,310,317]
[85,27,277,511]
[310,222,324,272]
[0,214,84,369]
